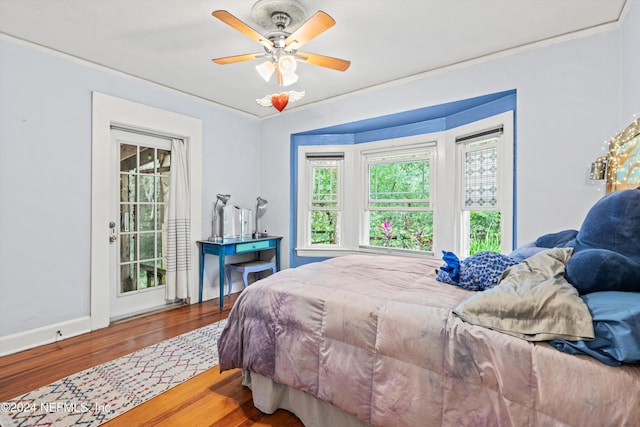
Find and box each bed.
[217,253,640,427]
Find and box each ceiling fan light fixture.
[280,70,299,86]
[277,54,298,86]
[278,54,297,74]
[212,2,349,90]
[256,60,276,81]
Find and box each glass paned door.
[119,143,170,293]
[110,130,171,320]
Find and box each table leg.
[199,246,204,303]
[218,252,225,311]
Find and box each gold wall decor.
[607,117,640,193]
[590,156,608,180]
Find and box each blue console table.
[197,236,282,309]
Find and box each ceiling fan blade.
[212,53,266,65]
[212,10,273,50]
[296,52,351,71]
[284,11,335,50]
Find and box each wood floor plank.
[0,298,232,399]
[0,295,303,426]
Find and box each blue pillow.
[535,229,578,248]
[508,241,547,262]
[565,249,640,294]
[549,291,640,366]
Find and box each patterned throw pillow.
[457,251,519,291]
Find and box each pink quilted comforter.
[217,254,640,426]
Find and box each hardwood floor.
[0,295,303,426]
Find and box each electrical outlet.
[56,330,62,338]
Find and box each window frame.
[295,111,514,259]
[297,148,350,255]
[452,116,513,256]
[359,143,436,253]
[307,156,344,247]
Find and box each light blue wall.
[621,0,640,124]
[0,38,261,338]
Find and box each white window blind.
[457,127,502,210]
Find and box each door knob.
[109,221,117,243]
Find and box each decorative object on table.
[256,90,305,112]
[254,196,268,238]
[240,207,254,238]
[210,0,350,87]
[222,206,254,238]
[222,205,241,238]
[210,193,230,241]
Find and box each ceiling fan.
[211,0,350,87]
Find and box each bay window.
[296,111,513,259]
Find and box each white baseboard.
[0,316,92,357]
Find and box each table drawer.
[236,240,271,253]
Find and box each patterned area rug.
[0,319,227,427]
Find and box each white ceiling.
[0,0,629,118]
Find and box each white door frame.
[91,92,202,330]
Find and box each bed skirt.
[243,370,369,427]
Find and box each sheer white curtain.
[166,138,191,300]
